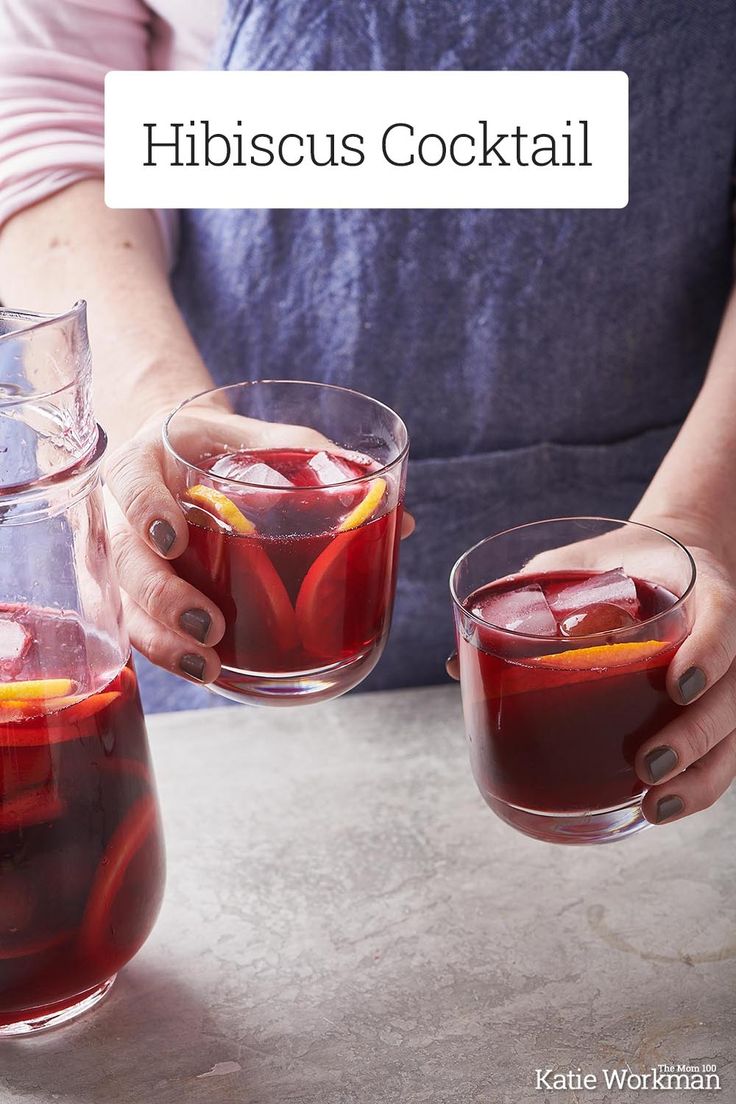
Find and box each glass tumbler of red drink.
[450,518,696,845]
[163,381,408,705]
[0,304,165,1035]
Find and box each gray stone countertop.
[1,685,734,1104]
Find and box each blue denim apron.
[140,1,736,711]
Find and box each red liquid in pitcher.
[458,570,687,815]
[0,608,165,1026]
[176,447,402,697]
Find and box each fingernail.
[656,795,684,823]
[179,608,212,644]
[678,666,706,704]
[180,653,206,681]
[149,519,176,555]
[645,745,679,783]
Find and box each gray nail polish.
[179,608,212,644]
[180,653,206,681]
[678,666,706,704]
[149,519,176,555]
[656,795,684,823]
[645,745,679,783]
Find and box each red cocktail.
[0,606,165,1032]
[165,382,408,705]
[451,519,695,844]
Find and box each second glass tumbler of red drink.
[164,381,408,705]
[450,518,696,844]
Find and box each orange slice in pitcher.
[0,686,121,745]
[0,678,77,725]
[0,678,74,704]
[338,477,386,532]
[48,690,122,724]
[79,793,160,959]
[0,928,74,962]
[185,485,255,535]
[0,786,65,831]
[1,744,52,798]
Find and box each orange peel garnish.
[532,640,668,670]
[338,477,386,532]
[185,485,255,535]
[0,678,74,704]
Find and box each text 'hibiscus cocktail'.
[164,382,408,705]
[451,518,696,844]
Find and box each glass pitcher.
[0,303,165,1036]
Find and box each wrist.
[94,347,216,444]
[630,503,733,573]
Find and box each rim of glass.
[0,300,85,344]
[449,516,697,643]
[163,379,410,492]
[0,301,87,410]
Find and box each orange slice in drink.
[338,477,386,532]
[293,478,388,657]
[296,511,393,660]
[181,486,298,658]
[531,640,669,670]
[492,638,673,699]
[185,485,255,535]
[225,539,300,656]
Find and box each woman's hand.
[104,409,227,686]
[629,516,736,826]
[105,405,414,684]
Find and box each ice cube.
[560,603,638,638]
[547,568,639,620]
[210,456,295,489]
[209,457,295,511]
[307,450,356,487]
[0,619,31,674]
[306,450,362,508]
[472,584,558,637]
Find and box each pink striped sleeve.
[0,1,176,260]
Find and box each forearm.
[0,179,213,448]
[633,283,736,566]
